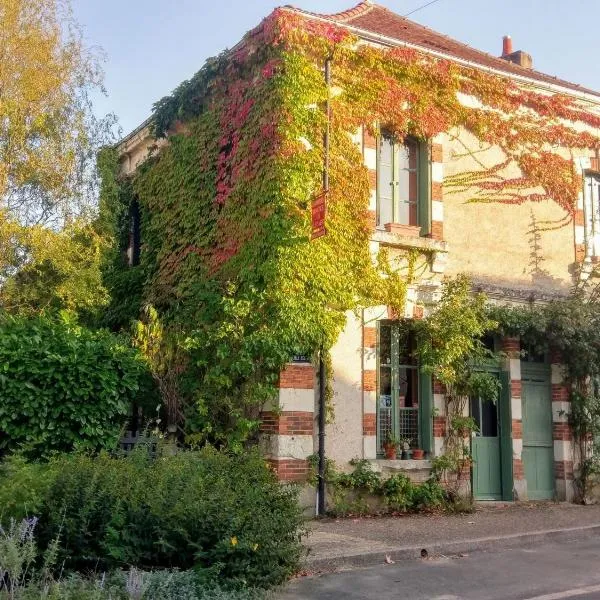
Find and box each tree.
[0,0,117,315]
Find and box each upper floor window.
[127,200,141,267]
[584,172,600,258]
[377,135,430,234]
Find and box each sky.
[72,0,600,137]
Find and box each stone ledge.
[371,229,448,254]
[369,459,432,472]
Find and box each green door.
[471,392,503,500]
[522,364,554,500]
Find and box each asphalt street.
[279,536,600,600]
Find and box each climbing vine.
[100,8,600,447]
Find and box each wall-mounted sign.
[311,192,327,240]
[380,394,392,409]
[292,354,311,364]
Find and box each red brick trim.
[574,209,585,227]
[364,129,377,149]
[368,209,377,229]
[433,416,446,437]
[429,221,443,240]
[433,378,446,395]
[553,422,572,441]
[512,420,523,439]
[575,243,586,263]
[364,326,376,349]
[278,365,315,389]
[551,384,570,402]
[500,337,520,357]
[431,143,443,163]
[363,413,376,436]
[364,369,376,392]
[267,458,309,482]
[513,458,524,480]
[511,380,522,398]
[431,182,443,201]
[260,411,314,435]
[368,168,377,189]
[555,460,574,480]
[591,157,599,171]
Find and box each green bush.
[0,448,304,588]
[0,313,145,458]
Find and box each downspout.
[317,57,332,517]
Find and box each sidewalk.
[303,503,600,571]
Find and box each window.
[377,322,432,456]
[584,172,600,258]
[127,200,141,267]
[377,135,430,233]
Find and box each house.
[114,1,600,508]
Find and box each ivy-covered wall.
[100,7,600,448]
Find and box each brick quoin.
[513,458,525,480]
[433,416,446,437]
[267,459,309,482]
[368,209,377,229]
[363,369,376,392]
[555,460,574,480]
[591,157,599,171]
[278,364,315,389]
[368,169,377,189]
[429,221,443,240]
[511,380,522,398]
[431,182,443,201]
[431,143,443,163]
[553,422,573,441]
[574,209,585,227]
[364,129,377,149]
[512,420,523,439]
[551,384,570,402]
[363,413,376,436]
[575,244,586,263]
[260,411,314,435]
[363,326,377,349]
[500,337,520,356]
[433,378,447,395]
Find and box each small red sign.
[311,192,327,240]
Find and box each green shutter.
[419,369,433,455]
[499,371,514,501]
[418,140,431,236]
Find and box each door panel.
[472,390,503,500]
[522,367,554,500]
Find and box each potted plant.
[399,437,413,460]
[412,448,425,460]
[383,434,400,459]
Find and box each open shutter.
[419,369,433,455]
[418,140,431,237]
[499,370,514,501]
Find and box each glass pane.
[378,137,394,226]
[398,327,417,365]
[396,140,418,226]
[470,396,481,431]
[481,399,498,437]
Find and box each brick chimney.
[500,35,533,69]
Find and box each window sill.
[371,228,448,257]
[370,459,432,472]
[383,223,421,237]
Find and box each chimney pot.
[502,35,513,56]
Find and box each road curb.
[304,524,600,572]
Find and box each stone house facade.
[118,2,600,506]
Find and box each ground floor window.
[377,322,430,456]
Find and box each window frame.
[376,321,433,457]
[376,134,431,236]
[583,170,600,258]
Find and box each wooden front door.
[472,391,503,500]
[522,364,554,500]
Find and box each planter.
[383,445,397,459]
[412,449,425,460]
[401,450,408,460]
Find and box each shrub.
[0,313,145,458]
[0,448,304,588]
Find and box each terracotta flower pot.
[412,449,425,460]
[384,444,397,459]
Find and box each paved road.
[279,536,600,600]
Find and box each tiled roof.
[285,1,600,98]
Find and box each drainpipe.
[317,57,332,517]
